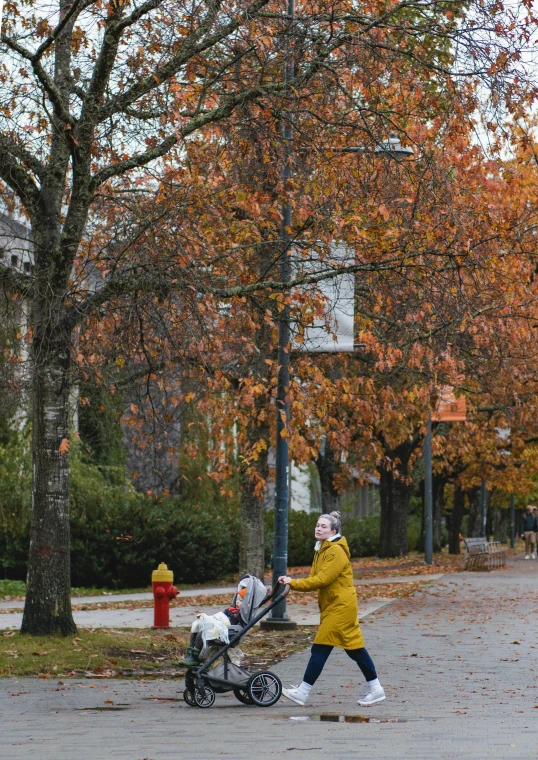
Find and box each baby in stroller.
[179,575,267,667]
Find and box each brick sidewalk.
[1,558,537,759]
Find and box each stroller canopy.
[234,575,267,625]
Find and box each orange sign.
[431,386,466,422]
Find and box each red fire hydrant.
[152,562,179,629]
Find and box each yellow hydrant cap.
[152,562,173,583]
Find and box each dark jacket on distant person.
[520,513,538,534]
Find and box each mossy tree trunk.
[239,468,267,581]
[433,475,446,552]
[378,437,421,558]
[21,325,77,635]
[467,487,483,537]
[315,439,342,513]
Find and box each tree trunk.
[378,437,420,558]
[467,487,482,537]
[379,466,412,557]
[239,477,266,580]
[21,331,77,635]
[315,439,341,513]
[433,475,445,553]
[493,507,508,543]
[448,483,465,554]
[238,367,270,580]
[418,478,425,552]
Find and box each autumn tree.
[280,111,538,556]
[0,0,533,633]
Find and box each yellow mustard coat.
[290,536,364,649]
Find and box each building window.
[11,255,18,267]
[24,261,31,273]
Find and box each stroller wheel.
[246,671,282,707]
[233,688,254,705]
[194,684,216,708]
[183,688,197,707]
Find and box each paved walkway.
[0,585,240,611]
[0,596,395,629]
[0,575,441,628]
[1,560,537,759]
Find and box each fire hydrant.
[152,562,179,629]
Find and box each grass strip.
[0,626,315,679]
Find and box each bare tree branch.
[0,34,75,127]
[0,150,41,213]
[97,0,269,122]
[32,0,91,63]
[0,134,46,181]
[0,263,33,297]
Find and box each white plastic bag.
[195,611,231,646]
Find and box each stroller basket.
[183,581,290,708]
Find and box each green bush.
[69,451,240,587]
[0,428,32,579]
[406,514,422,552]
[0,578,26,599]
[0,441,241,587]
[264,508,427,564]
[2,429,428,587]
[264,510,319,567]
[264,509,383,565]
[343,512,381,557]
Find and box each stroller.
[183,576,290,708]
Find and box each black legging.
[303,643,377,686]
[189,631,204,650]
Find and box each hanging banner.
[431,386,467,422]
[293,245,355,353]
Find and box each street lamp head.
[374,133,414,159]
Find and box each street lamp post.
[264,124,414,625]
[263,0,297,630]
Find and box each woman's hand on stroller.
[278,575,291,584]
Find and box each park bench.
[463,538,507,571]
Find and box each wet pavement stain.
[421,633,448,637]
[289,714,407,723]
[74,705,132,711]
[143,697,184,702]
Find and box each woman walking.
[278,511,385,707]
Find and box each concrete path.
[0,574,441,614]
[353,572,444,584]
[0,597,395,629]
[1,559,537,759]
[0,585,240,611]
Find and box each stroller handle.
[260,581,290,606]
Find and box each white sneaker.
[282,684,310,706]
[358,679,386,706]
[525,555,530,560]
[532,552,536,559]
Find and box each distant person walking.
[520,504,537,560]
[278,511,385,707]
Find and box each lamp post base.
[260,617,298,631]
[260,612,297,631]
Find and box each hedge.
[0,440,241,587]
[1,433,424,587]
[264,509,422,566]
